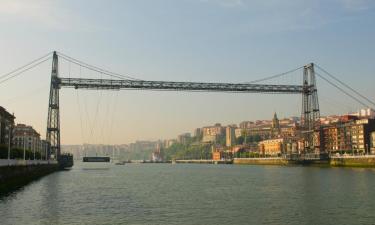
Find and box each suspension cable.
[107,91,119,145]
[315,72,370,108]
[76,90,85,146]
[0,56,52,85]
[88,78,103,144]
[57,51,143,81]
[0,52,52,81]
[245,66,304,84]
[59,54,139,81]
[316,64,375,108]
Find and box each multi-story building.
[349,108,375,119]
[259,138,285,156]
[164,139,177,148]
[0,106,15,146]
[226,126,236,147]
[202,123,225,143]
[321,124,350,152]
[212,145,225,160]
[13,124,42,155]
[237,126,272,140]
[258,137,303,156]
[280,124,299,137]
[239,121,255,129]
[234,128,243,138]
[235,115,299,142]
[41,140,51,160]
[351,119,375,153]
[194,128,202,138]
[321,118,375,154]
[177,133,191,145]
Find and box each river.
[1,162,375,225]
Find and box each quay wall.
[0,163,59,194]
[175,159,232,164]
[330,156,375,168]
[233,158,291,166]
[234,156,375,168]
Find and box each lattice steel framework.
[46,52,61,160]
[46,52,320,159]
[58,78,305,93]
[301,63,320,153]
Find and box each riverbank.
[233,155,375,168]
[330,155,375,168]
[0,161,59,195]
[168,156,375,168]
[233,157,290,166]
[175,159,232,164]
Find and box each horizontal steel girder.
[58,77,305,94]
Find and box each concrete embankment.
[0,161,59,194]
[175,159,232,164]
[234,156,375,168]
[330,156,375,168]
[234,158,291,166]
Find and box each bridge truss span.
[58,77,305,94]
[45,51,320,160]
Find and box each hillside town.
[152,108,375,161]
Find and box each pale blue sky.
[0,0,374,144]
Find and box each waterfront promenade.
[0,159,57,167]
[0,159,59,195]
[233,155,375,167]
[175,159,232,164]
[172,155,375,167]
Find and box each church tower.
[271,112,281,138]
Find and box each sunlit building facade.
[202,123,225,143]
[13,124,42,154]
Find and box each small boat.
[83,156,110,162]
[115,161,126,165]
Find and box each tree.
[236,136,244,145]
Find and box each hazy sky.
[0,0,374,145]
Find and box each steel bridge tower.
[46,51,61,160]
[301,63,320,153]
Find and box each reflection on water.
[1,163,375,225]
[81,168,111,171]
[80,162,111,171]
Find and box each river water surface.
[1,162,375,225]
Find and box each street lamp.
[33,137,36,160]
[45,142,48,161]
[23,131,26,161]
[7,124,11,162]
